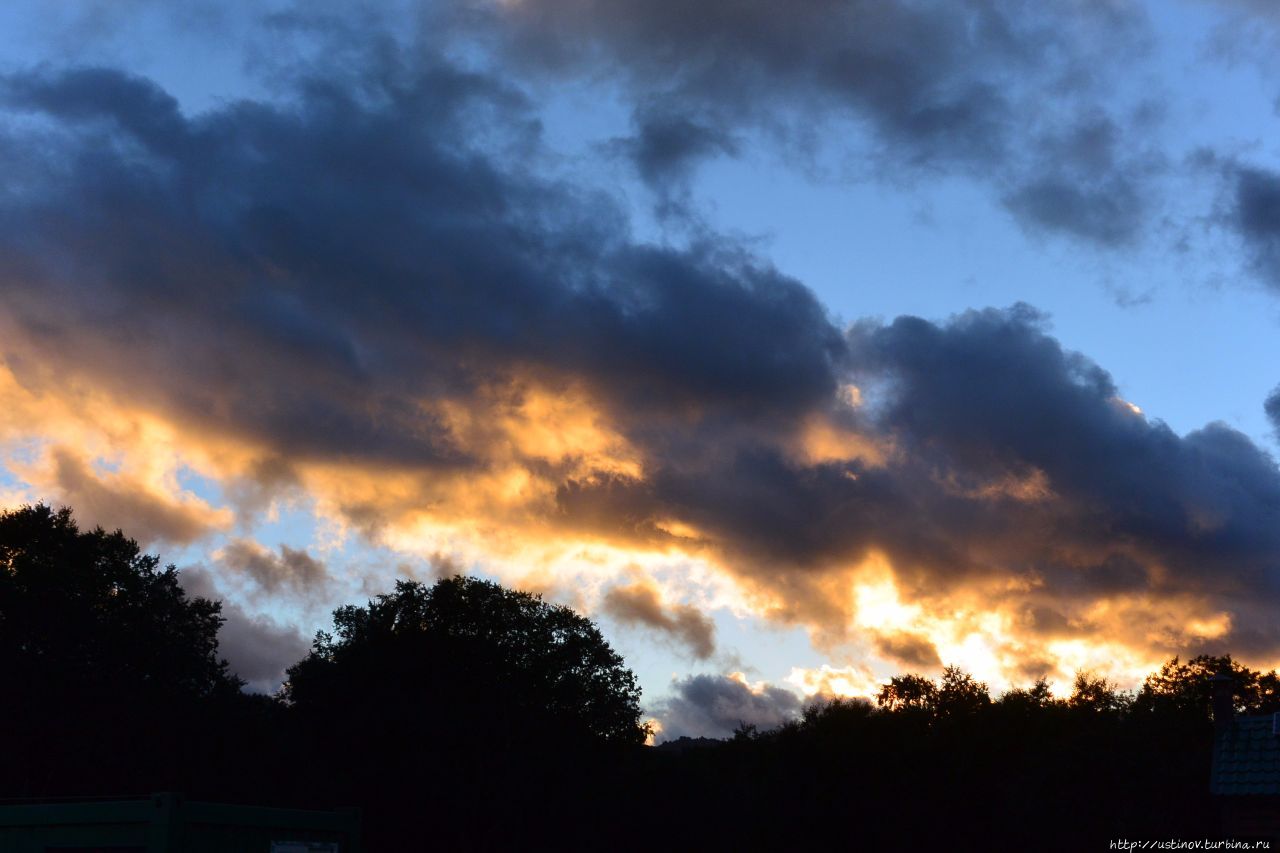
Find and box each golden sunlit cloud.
[791,414,892,468]
[787,663,882,700]
[432,379,645,481]
[1113,396,1144,417]
[0,365,234,543]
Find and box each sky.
[3,0,1280,741]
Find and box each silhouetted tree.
[936,665,991,718]
[997,677,1058,713]
[1132,654,1280,718]
[1068,670,1130,715]
[281,575,648,848]
[0,504,236,696]
[876,672,939,713]
[875,666,991,720]
[284,575,645,745]
[800,696,875,729]
[0,504,241,795]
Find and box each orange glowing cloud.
[787,663,883,700]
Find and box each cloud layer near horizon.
[1,2,1279,700]
[651,673,803,741]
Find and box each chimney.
[1210,673,1234,733]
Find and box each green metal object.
[0,793,360,852]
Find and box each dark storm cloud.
[624,105,738,191]
[467,0,1162,245]
[1267,386,1280,441]
[1182,153,1280,292]
[0,57,844,474]
[650,673,802,741]
[851,308,1280,615]
[849,308,1280,603]
[602,581,716,659]
[1003,110,1165,246]
[1232,167,1280,287]
[608,103,739,218]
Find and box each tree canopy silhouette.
[284,575,646,745]
[0,504,242,796]
[1133,654,1280,718]
[279,575,648,850]
[1067,670,1130,715]
[876,672,939,713]
[0,503,237,699]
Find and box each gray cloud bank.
[179,566,311,693]
[650,674,803,741]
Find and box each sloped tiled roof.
[1212,715,1280,796]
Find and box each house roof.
[1212,714,1280,796]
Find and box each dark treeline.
[0,505,1264,850]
